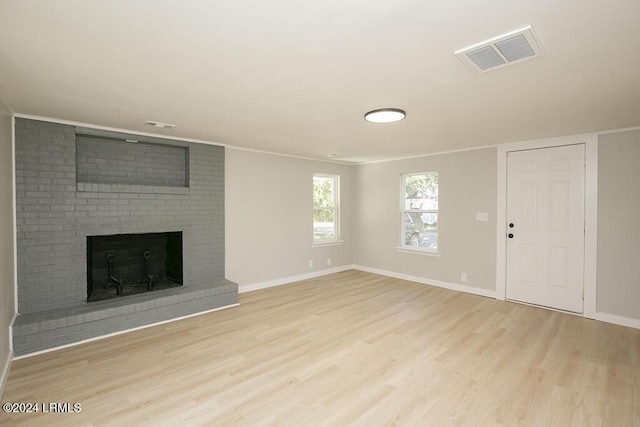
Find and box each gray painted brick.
[15,118,227,313]
[13,118,235,356]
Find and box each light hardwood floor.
[1,270,639,426]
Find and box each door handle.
[508,233,514,239]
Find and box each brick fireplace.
[12,119,238,356]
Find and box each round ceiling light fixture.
[364,108,406,123]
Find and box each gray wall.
[0,109,14,395]
[597,130,640,320]
[353,148,498,292]
[15,119,226,313]
[225,149,352,287]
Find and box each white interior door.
[506,144,585,313]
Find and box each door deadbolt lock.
[509,223,514,228]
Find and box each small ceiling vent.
[455,25,545,73]
[146,120,176,129]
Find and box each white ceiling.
[0,1,639,163]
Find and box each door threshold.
[506,298,583,317]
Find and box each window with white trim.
[313,174,340,242]
[401,172,438,250]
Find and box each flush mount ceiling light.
[364,108,406,123]
[455,25,545,73]
[146,120,176,129]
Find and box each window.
[313,174,340,243]
[401,172,438,251]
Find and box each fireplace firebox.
[87,232,183,302]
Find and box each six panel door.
[506,144,585,313]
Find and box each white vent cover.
[455,25,545,73]
[146,120,176,129]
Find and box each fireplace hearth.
[87,232,183,302]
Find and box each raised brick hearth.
[13,119,238,356]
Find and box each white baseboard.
[14,303,239,360]
[0,348,12,401]
[595,312,640,330]
[238,265,354,293]
[1,311,17,399]
[353,265,497,299]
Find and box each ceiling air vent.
[455,25,545,73]
[146,120,176,130]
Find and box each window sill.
[312,240,345,248]
[395,247,440,257]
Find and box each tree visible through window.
[313,174,339,242]
[402,172,438,250]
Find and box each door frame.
[496,134,598,318]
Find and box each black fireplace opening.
[87,232,183,302]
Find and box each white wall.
[225,149,352,290]
[597,129,640,322]
[0,110,15,397]
[352,148,497,293]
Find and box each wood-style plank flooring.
[1,270,639,426]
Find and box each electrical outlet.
[309,260,313,268]
[461,272,467,282]
[327,258,331,266]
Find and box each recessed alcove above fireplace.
[87,231,183,302]
[76,132,189,188]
